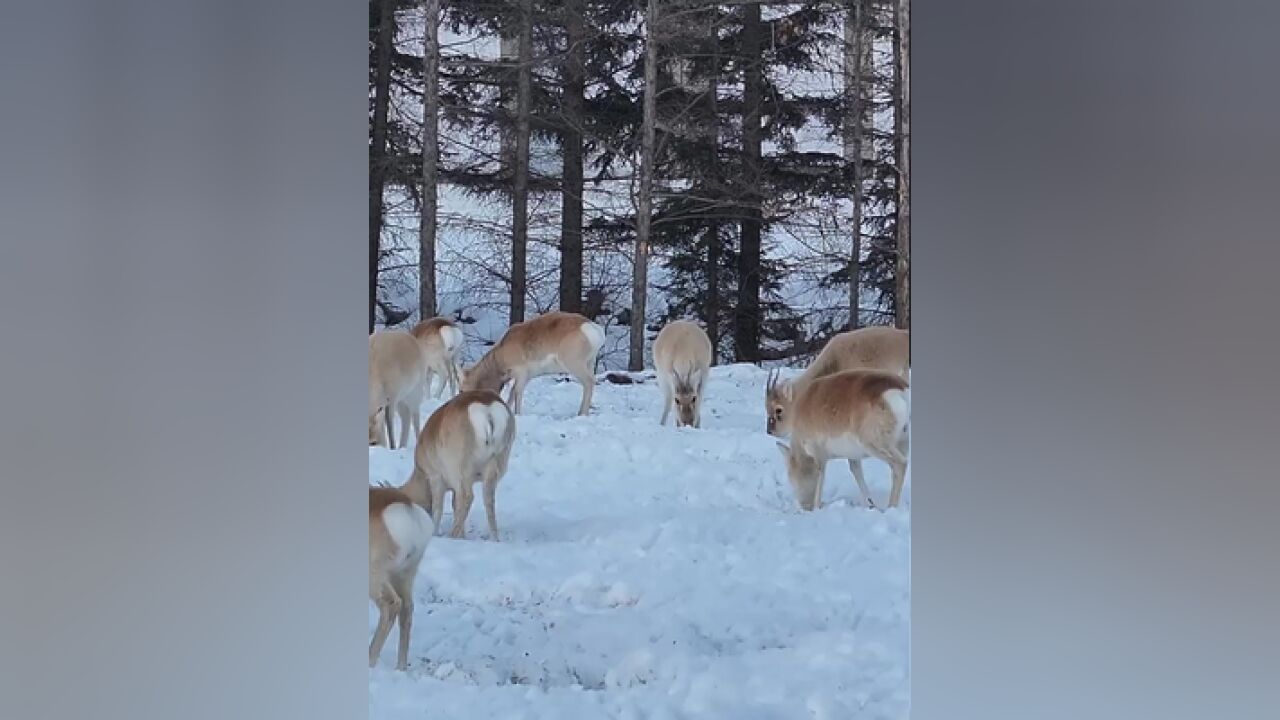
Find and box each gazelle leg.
[812,466,826,510]
[449,483,474,539]
[565,360,595,416]
[383,405,397,449]
[391,571,416,670]
[429,479,446,533]
[396,403,413,448]
[882,446,909,509]
[368,580,401,668]
[453,361,468,394]
[658,375,673,426]
[482,470,500,541]
[507,374,525,415]
[693,379,706,428]
[848,458,876,509]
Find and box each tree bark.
[844,0,864,330]
[703,33,721,361]
[418,0,440,322]
[558,0,585,314]
[893,0,910,330]
[631,0,659,371]
[369,0,395,332]
[704,222,719,358]
[510,0,533,325]
[703,99,720,359]
[734,3,764,362]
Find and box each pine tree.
[893,0,910,330]
[654,3,851,360]
[818,0,904,329]
[371,0,907,364]
[419,0,441,321]
[369,0,396,332]
[630,0,659,371]
[370,0,439,329]
[510,0,534,324]
[734,3,764,363]
[558,0,586,313]
[844,0,866,330]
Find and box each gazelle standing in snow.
[461,311,605,416]
[369,330,430,449]
[398,389,516,540]
[765,325,909,438]
[409,316,465,398]
[774,368,910,511]
[368,485,432,670]
[653,320,713,428]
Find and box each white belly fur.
[527,355,565,378]
[809,433,873,461]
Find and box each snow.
[369,363,910,719]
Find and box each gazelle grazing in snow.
[774,369,911,511]
[461,311,605,416]
[765,325,909,438]
[399,390,515,540]
[369,330,430,449]
[409,317,465,398]
[653,320,713,428]
[368,486,432,670]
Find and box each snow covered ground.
[368,363,910,719]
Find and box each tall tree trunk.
[418,0,440,322]
[701,84,721,361]
[499,34,517,172]
[510,0,533,325]
[844,0,864,330]
[704,221,719,359]
[735,3,764,362]
[631,0,658,371]
[703,37,721,361]
[558,0,585,314]
[893,0,910,330]
[369,0,395,333]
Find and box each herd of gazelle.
[367,311,910,669]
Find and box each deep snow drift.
[369,363,910,719]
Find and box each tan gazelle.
[461,311,605,416]
[369,330,430,448]
[774,369,911,512]
[368,485,432,670]
[398,389,515,540]
[409,317,465,398]
[652,320,713,428]
[766,325,909,437]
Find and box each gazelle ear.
[775,441,790,457]
[779,381,793,401]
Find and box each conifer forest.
[369,0,910,370]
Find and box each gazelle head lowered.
[764,326,910,438]
[671,375,701,426]
[772,369,911,512]
[653,320,713,428]
[765,369,795,437]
